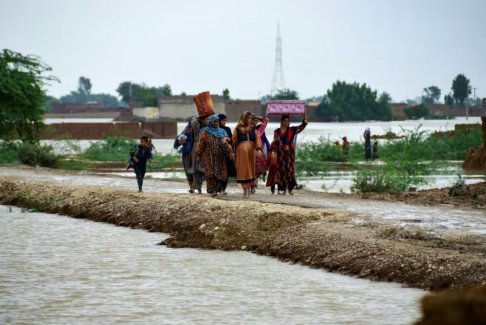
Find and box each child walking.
[129,136,152,192]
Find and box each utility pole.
[270,22,286,96]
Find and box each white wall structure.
[133,107,160,119]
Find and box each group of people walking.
[128,115,384,195]
[174,111,308,199]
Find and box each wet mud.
[355,181,486,209]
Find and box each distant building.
[225,99,263,121]
[391,103,483,120]
[51,103,127,114]
[132,95,264,122]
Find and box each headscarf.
[201,114,228,139]
[218,113,227,121]
[237,111,252,129]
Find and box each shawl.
[201,114,228,139]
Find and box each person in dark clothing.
[217,113,235,194]
[363,128,372,161]
[129,136,153,192]
[373,140,379,160]
[174,121,194,193]
[342,136,349,156]
[218,114,233,143]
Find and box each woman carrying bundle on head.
[266,110,308,195]
[196,114,233,197]
[233,111,261,199]
[190,91,216,194]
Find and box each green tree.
[116,81,171,106]
[422,86,441,103]
[316,81,392,121]
[117,81,131,103]
[78,76,92,95]
[222,88,230,100]
[377,92,393,120]
[451,74,471,105]
[444,93,454,105]
[43,95,59,111]
[271,88,299,100]
[0,49,58,141]
[404,104,429,119]
[60,76,121,106]
[155,84,172,97]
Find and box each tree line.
[0,48,482,142]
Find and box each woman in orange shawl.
[233,111,262,199]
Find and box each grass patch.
[350,168,427,193]
[147,153,180,170]
[0,141,20,164]
[83,136,137,161]
[55,159,96,171]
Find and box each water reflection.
[0,206,424,324]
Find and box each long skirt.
[182,153,193,181]
[255,154,267,179]
[275,149,297,192]
[235,141,255,189]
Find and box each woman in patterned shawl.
[266,111,308,195]
[233,111,262,199]
[196,114,233,197]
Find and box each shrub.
[404,104,429,119]
[0,141,20,164]
[17,142,58,167]
[350,168,426,193]
[83,136,137,161]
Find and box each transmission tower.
[270,22,286,95]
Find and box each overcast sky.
[1,0,485,102]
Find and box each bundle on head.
[193,91,215,116]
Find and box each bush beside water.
[1,127,482,194]
[0,141,59,167]
[83,136,137,161]
[296,126,482,193]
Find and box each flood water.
[0,205,424,324]
[42,117,482,155]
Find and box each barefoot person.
[233,111,261,199]
[267,111,308,195]
[196,115,233,197]
[129,136,152,192]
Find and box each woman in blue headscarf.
[196,114,233,197]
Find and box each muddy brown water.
[0,205,424,324]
